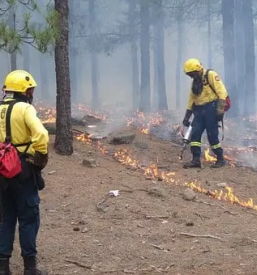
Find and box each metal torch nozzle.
[179,124,193,160]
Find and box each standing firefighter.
[0,70,49,275]
[182,58,229,169]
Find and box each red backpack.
[205,69,231,112]
[0,101,30,179]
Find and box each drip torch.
[179,124,193,160]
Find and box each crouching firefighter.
[0,70,49,275]
[182,58,229,169]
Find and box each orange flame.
[187,182,257,210]
[204,148,216,162]
[75,134,91,144]
[204,148,236,167]
[114,149,176,182]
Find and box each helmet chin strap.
[10,92,33,104]
[27,94,33,104]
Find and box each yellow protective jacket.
[0,99,49,155]
[187,69,228,111]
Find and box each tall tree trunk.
[8,5,16,70]
[139,0,151,112]
[69,53,78,103]
[128,0,139,110]
[153,26,159,111]
[243,0,255,116]
[22,44,30,71]
[54,0,73,155]
[234,0,245,115]
[39,53,50,100]
[22,5,30,71]
[131,42,139,110]
[89,0,100,109]
[207,0,212,68]
[222,0,239,117]
[69,0,78,103]
[154,0,167,111]
[175,7,184,110]
[91,52,99,109]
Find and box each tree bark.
[222,0,239,117]
[243,0,255,116]
[175,6,184,110]
[89,0,100,110]
[128,0,139,110]
[153,0,168,111]
[139,0,151,112]
[22,43,30,71]
[153,26,159,111]
[91,52,99,109]
[8,5,16,70]
[54,0,73,155]
[234,0,245,115]
[207,0,212,68]
[39,53,50,100]
[69,0,78,103]
[22,5,30,71]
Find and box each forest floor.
[8,110,257,275]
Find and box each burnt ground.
[9,127,257,275]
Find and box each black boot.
[0,258,11,275]
[23,257,47,275]
[211,148,226,168]
[210,159,226,168]
[183,160,201,169]
[183,155,201,169]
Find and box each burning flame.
[204,148,236,167]
[36,103,255,213]
[75,134,91,144]
[126,111,166,135]
[114,149,139,168]
[114,149,176,183]
[204,148,216,162]
[187,182,257,210]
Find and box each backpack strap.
[3,101,17,144]
[205,69,219,99]
[204,71,225,141]
[0,101,32,153]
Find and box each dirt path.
[9,131,257,275]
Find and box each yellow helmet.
[3,70,37,93]
[184,58,203,73]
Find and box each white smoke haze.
[1,0,257,168]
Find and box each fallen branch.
[149,243,164,250]
[72,128,85,134]
[194,212,209,221]
[179,232,223,241]
[65,259,92,269]
[96,195,110,212]
[145,215,169,220]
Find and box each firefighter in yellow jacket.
[182,58,228,169]
[0,70,49,275]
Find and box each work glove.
[26,151,48,170]
[217,114,224,122]
[182,109,193,127]
[34,151,48,170]
[216,99,226,122]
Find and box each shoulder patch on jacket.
[215,75,220,81]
